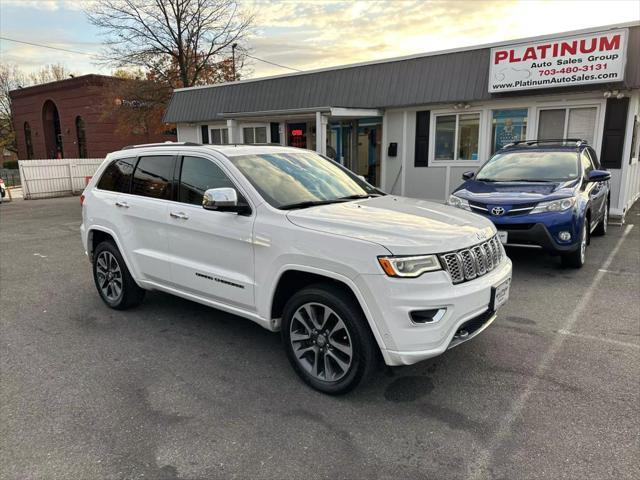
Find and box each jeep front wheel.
[281,283,377,395]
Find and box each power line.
[0,36,303,73]
[244,53,302,72]
[0,36,102,58]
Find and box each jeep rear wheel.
[93,241,145,310]
[281,283,377,395]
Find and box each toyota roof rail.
[502,139,588,149]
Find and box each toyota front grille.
[439,236,504,284]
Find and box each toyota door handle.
[115,201,129,208]
[170,211,189,220]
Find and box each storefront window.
[435,115,456,160]
[458,114,479,160]
[211,128,229,145]
[491,109,528,153]
[567,108,597,145]
[435,113,479,161]
[538,107,597,145]
[538,109,566,140]
[243,126,267,144]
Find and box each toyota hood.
[453,179,579,204]
[286,195,495,255]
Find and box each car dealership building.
[165,22,640,219]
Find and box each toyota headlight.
[378,255,442,278]
[447,195,471,211]
[530,197,576,214]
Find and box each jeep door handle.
[115,201,129,208]
[170,211,189,220]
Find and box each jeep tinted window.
[179,156,235,205]
[97,157,136,193]
[131,155,176,200]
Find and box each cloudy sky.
[1,0,638,79]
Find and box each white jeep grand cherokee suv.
[81,143,512,394]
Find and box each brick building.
[10,74,175,160]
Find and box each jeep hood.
[286,196,495,255]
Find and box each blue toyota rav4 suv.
[448,139,610,268]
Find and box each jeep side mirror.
[586,170,611,182]
[202,187,251,215]
[462,171,475,180]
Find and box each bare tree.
[86,0,253,88]
[0,64,27,153]
[28,63,71,85]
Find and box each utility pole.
[232,43,238,81]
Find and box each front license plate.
[497,231,508,244]
[490,278,511,311]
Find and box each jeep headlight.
[378,255,442,278]
[530,197,576,214]
[447,195,471,211]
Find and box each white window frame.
[531,101,604,153]
[198,123,228,144]
[241,123,269,144]
[430,110,485,167]
[209,126,229,145]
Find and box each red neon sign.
[291,129,303,136]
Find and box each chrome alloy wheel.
[580,221,587,264]
[289,303,353,382]
[95,251,123,302]
[603,204,608,234]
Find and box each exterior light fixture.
[603,91,612,98]
[616,92,625,99]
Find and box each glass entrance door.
[288,123,307,149]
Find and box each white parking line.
[558,329,639,350]
[468,224,635,479]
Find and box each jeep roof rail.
[121,141,201,150]
[502,139,587,149]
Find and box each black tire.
[281,283,378,395]
[592,202,608,236]
[561,218,588,268]
[93,240,145,310]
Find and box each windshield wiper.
[279,199,349,210]
[477,178,551,183]
[506,179,554,183]
[337,194,381,200]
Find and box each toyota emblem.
[491,206,505,216]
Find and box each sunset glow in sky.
[1,0,638,79]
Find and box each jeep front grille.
[439,236,504,284]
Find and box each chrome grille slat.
[472,245,487,275]
[439,235,504,284]
[482,242,493,270]
[459,250,476,280]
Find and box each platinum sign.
[489,29,628,93]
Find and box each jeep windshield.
[475,151,580,182]
[228,151,382,209]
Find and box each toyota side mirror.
[202,188,250,214]
[587,170,611,182]
[462,171,475,180]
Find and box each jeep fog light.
[558,231,571,241]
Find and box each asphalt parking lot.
[1,196,638,480]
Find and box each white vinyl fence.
[18,158,104,200]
